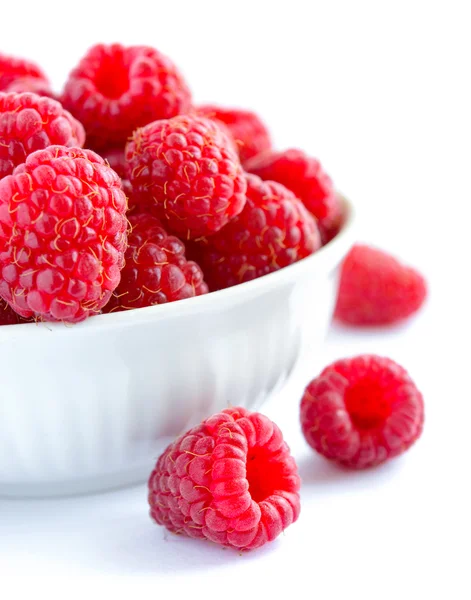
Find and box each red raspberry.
[5,77,55,99]
[0,146,128,323]
[0,92,85,180]
[100,146,127,179]
[105,213,208,313]
[0,298,28,326]
[0,53,48,91]
[126,115,247,239]
[192,173,321,290]
[148,407,301,550]
[195,105,271,165]
[245,148,342,243]
[334,244,427,326]
[300,355,424,469]
[61,43,192,149]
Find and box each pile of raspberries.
[0,43,344,325]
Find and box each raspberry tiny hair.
[334,244,427,326]
[61,43,192,149]
[0,145,128,323]
[0,92,85,179]
[300,355,424,469]
[0,53,48,91]
[195,105,271,165]
[191,173,321,290]
[126,114,247,239]
[148,406,301,550]
[245,148,342,243]
[104,213,208,313]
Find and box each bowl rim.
[0,195,357,337]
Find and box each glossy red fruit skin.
[334,244,427,326]
[192,173,321,290]
[300,355,424,469]
[148,406,301,550]
[0,92,85,180]
[104,213,208,313]
[195,105,271,165]
[0,146,128,323]
[61,43,192,149]
[126,115,247,239]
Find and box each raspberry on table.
[245,148,343,243]
[191,173,321,290]
[195,105,271,165]
[300,355,424,469]
[148,407,301,550]
[0,146,128,323]
[0,92,85,180]
[61,43,192,149]
[126,115,247,239]
[104,213,208,313]
[334,244,427,326]
[0,53,48,91]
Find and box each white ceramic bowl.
[0,197,355,497]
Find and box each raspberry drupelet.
[126,115,247,239]
[192,173,321,290]
[300,355,424,469]
[0,53,48,91]
[0,146,128,323]
[61,43,192,149]
[334,244,427,326]
[195,105,271,165]
[104,213,208,313]
[0,92,85,180]
[245,148,343,243]
[148,407,301,550]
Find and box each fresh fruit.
[300,355,424,469]
[4,77,54,98]
[61,43,192,149]
[148,406,301,550]
[0,92,85,180]
[334,244,427,326]
[0,146,128,323]
[0,53,48,91]
[105,213,207,313]
[195,105,271,164]
[100,146,126,179]
[126,114,247,239]
[192,173,321,290]
[0,298,28,326]
[245,148,342,243]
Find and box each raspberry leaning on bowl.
[195,105,271,165]
[0,92,85,179]
[105,213,207,313]
[61,43,192,149]
[245,148,342,243]
[0,146,128,323]
[0,53,48,91]
[334,244,427,326]
[192,173,321,290]
[300,355,424,469]
[148,407,301,550]
[126,115,247,239]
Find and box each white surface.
[0,199,354,495]
[1,0,470,597]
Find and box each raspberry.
[0,53,47,91]
[300,355,424,469]
[334,245,427,326]
[195,105,271,165]
[245,148,342,243]
[61,43,192,149]
[0,298,28,326]
[0,92,85,180]
[126,115,247,239]
[104,213,208,313]
[0,146,128,323]
[148,407,301,550]
[5,77,55,99]
[192,173,321,290]
[101,146,127,179]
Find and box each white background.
[1,0,470,597]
